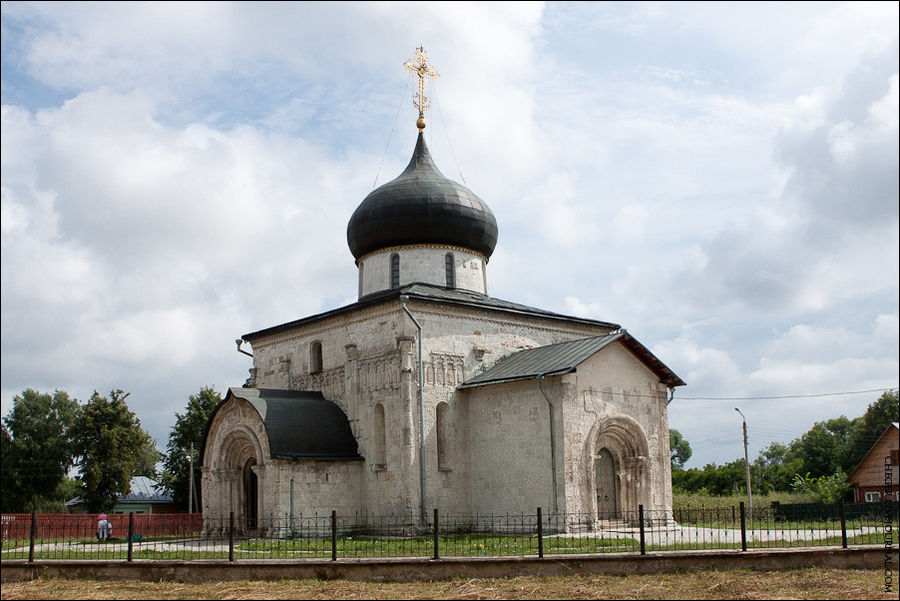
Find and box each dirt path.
[1,568,894,600]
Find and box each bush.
[790,471,852,504]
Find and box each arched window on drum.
[390,253,400,289]
[444,253,455,288]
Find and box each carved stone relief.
[357,351,401,392]
[292,366,346,399]
[423,352,465,387]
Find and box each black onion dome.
[347,133,498,260]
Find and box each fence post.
[839,500,847,549]
[638,504,646,555]
[228,512,234,562]
[739,501,747,552]
[433,508,439,560]
[331,510,337,562]
[28,510,36,563]
[537,507,543,558]
[127,512,134,562]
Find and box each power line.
[372,75,411,189]
[676,387,897,401]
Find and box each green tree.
[1,389,79,512]
[162,386,222,511]
[786,417,856,478]
[669,429,692,470]
[1,423,16,510]
[71,389,150,513]
[133,432,163,479]
[752,442,804,493]
[845,390,900,470]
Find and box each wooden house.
[846,422,899,503]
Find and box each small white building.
[201,111,685,533]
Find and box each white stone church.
[200,56,685,532]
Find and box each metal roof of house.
[65,475,174,507]
[242,282,620,341]
[459,331,686,389]
[201,388,364,463]
[122,476,172,503]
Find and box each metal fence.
[2,502,897,562]
[1,513,202,540]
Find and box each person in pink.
[97,514,111,541]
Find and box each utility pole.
[735,408,752,515]
[188,441,194,514]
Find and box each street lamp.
[735,408,752,515]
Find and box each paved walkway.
[589,522,879,545]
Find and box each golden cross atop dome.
[404,46,439,131]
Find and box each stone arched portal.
[221,428,263,533]
[202,395,269,536]
[586,416,650,520]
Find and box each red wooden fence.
[1,513,203,540]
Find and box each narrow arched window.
[310,341,323,374]
[436,402,450,469]
[445,253,455,288]
[374,403,386,468]
[390,253,400,289]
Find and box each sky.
[2,1,898,469]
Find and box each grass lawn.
[0,568,894,599]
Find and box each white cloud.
[749,357,898,394]
[1,2,897,468]
[610,204,649,243]
[874,313,900,344]
[652,331,744,394]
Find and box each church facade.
[201,53,685,531]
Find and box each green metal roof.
[459,331,686,389]
[202,388,364,463]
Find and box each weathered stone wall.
[408,300,616,517]
[357,245,487,297]
[465,380,556,516]
[558,344,673,515]
[265,460,362,522]
[216,294,675,523]
[5,548,892,583]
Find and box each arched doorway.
[587,417,650,520]
[216,426,264,534]
[595,448,617,517]
[242,457,258,530]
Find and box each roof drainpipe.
[537,374,559,519]
[235,339,253,357]
[400,295,427,526]
[667,387,675,405]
